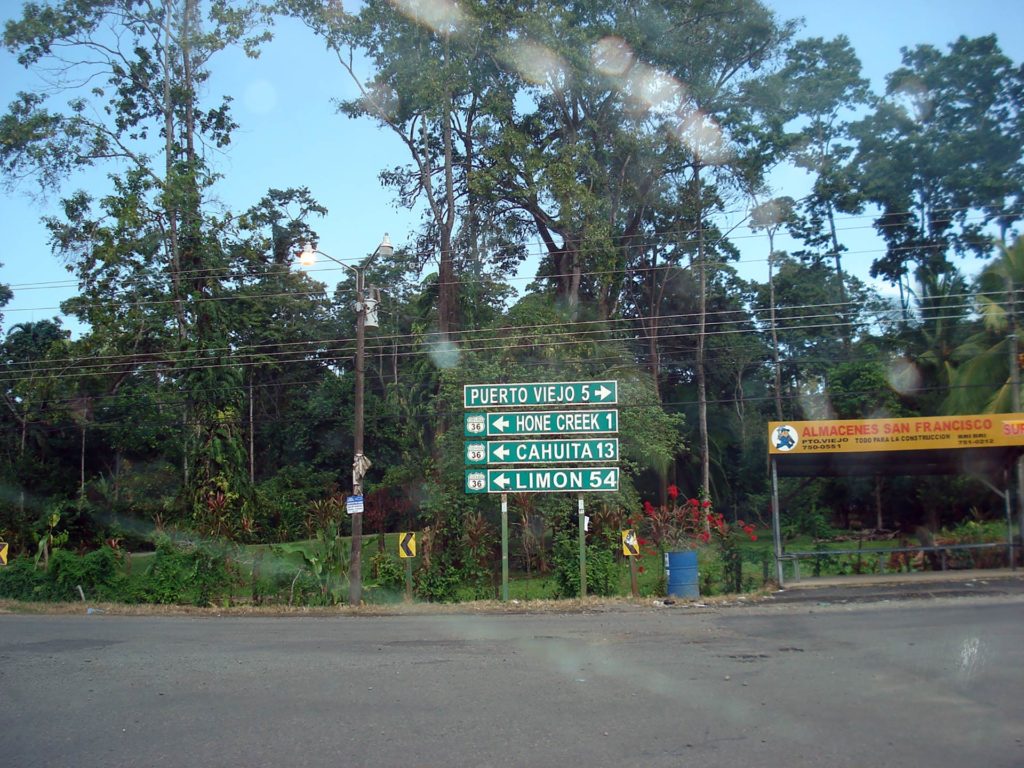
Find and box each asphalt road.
[1,596,1021,768]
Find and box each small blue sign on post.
[346,495,364,515]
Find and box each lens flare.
[388,0,467,35]
[887,357,922,395]
[674,110,728,162]
[504,40,569,89]
[428,336,460,368]
[591,36,634,77]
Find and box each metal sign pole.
[771,458,785,587]
[578,495,586,599]
[1005,467,1015,570]
[501,493,510,600]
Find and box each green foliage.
[298,522,349,605]
[414,559,462,603]
[551,530,618,598]
[254,467,340,541]
[781,505,837,542]
[0,557,51,601]
[48,546,128,602]
[370,550,404,589]
[136,537,238,607]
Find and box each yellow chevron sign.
[0,541,8,565]
[399,532,416,559]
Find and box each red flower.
[749,534,758,541]
[638,566,646,574]
[643,500,655,514]
[701,499,712,508]
[688,498,699,506]
[667,484,680,500]
[699,531,711,543]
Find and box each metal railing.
[780,541,1012,581]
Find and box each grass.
[8,524,1010,609]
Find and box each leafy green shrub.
[551,531,619,598]
[414,558,461,602]
[255,467,340,542]
[48,546,127,601]
[781,505,837,541]
[135,537,238,606]
[0,557,51,601]
[298,522,349,604]
[370,551,404,589]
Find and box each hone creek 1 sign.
[768,414,1024,455]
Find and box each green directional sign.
[464,380,617,409]
[465,467,619,494]
[464,409,618,437]
[465,438,619,465]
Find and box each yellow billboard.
[768,414,1024,455]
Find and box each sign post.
[578,496,586,600]
[399,532,416,600]
[501,494,509,602]
[622,530,640,598]
[463,380,620,602]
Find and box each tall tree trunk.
[694,165,710,495]
[249,376,255,484]
[437,92,458,336]
[874,476,884,530]
[826,204,851,350]
[80,423,86,499]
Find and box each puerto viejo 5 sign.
[464,380,617,409]
[465,438,619,465]
[464,409,618,437]
[465,467,619,494]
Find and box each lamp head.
[376,233,394,259]
[297,242,317,268]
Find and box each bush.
[135,537,239,606]
[551,531,619,598]
[0,547,129,603]
[49,546,127,601]
[415,558,461,602]
[370,551,405,589]
[0,557,51,601]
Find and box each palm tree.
[943,239,1024,415]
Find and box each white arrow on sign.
[594,385,612,400]
[492,416,510,432]
[493,473,511,489]
[492,445,511,460]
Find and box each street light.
[296,233,393,605]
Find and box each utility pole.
[297,235,392,606]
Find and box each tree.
[286,0,522,338]
[944,238,1024,415]
[2,0,274,530]
[757,36,873,340]
[847,36,1024,302]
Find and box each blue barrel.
[667,550,700,598]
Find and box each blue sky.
[1,0,1023,335]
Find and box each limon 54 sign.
[465,467,619,494]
